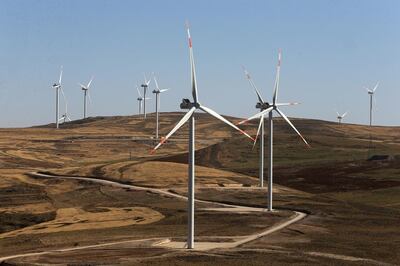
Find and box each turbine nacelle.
[180,98,200,109]
[256,102,272,110]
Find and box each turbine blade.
[60,87,67,103]
[143,73,151,86]
[136,86,142,97]
[78,83,86,89]
[238,107,273,125]
[342,112,348,118]
[272,49,282,105]
[153,76,160,90]
[186,24,199,103]
[87,91,92,104]
[336,111,340,116]
[252,115,264,150]
[242,65,264,104]
[87,76,94,88]
[160,88,169,93]
[373,81,379,92]
[275,108,310,147]
[199,105,254,141]
[59,66,63,84]
[152,107,196,152]
[275,102,299,106]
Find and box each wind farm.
[1,1,400,265]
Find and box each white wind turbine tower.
[365,82,379,126]
[336,111,347,124]
[79,77,94,119]
[152,75,170,139]
[141,74,151,119]
[152,24,253,249]
[52,66,63,129]
[239,50,310,211]
[59,88,72,124]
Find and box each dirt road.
[0,172,307,261]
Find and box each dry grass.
[1,113,400,265]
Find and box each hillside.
[0,112,400,265]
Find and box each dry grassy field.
[1,112,400,265]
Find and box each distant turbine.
[365,82,379,126]
[141,74,151,119]
[136,86,143,115]
[137,86,150,116]
[59,87,72,124]
[79,77,94,119]
[52,66,63,129]
[336,111,347,124]
[152,24,254,249]
[152,75,170,139]
[239,50,310,211]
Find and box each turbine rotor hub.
[180,98,199,109]
[256,102,272,110]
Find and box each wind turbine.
[59,87,72,124]
[365,82,379,126]
[141,74,151,119]
[239,50,310,211]
[137,86,143,115]
[52,66,63,129]
[336,111,347,124]
[152,75,170,139]
[79,77,94,119]
[136,86,150,116]
[151,24,254,249]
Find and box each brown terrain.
[0,112,400,265]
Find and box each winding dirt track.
[0,172,307,262]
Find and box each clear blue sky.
[0,0,399,127]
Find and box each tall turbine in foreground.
[52,66,63,129]
[152,75,170,139]
[141,74,151,119]
[365,82,379,126]
[79,77,94,119]
[336,111,347,124]
[152,24,253,249]
[239,50,310,211]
